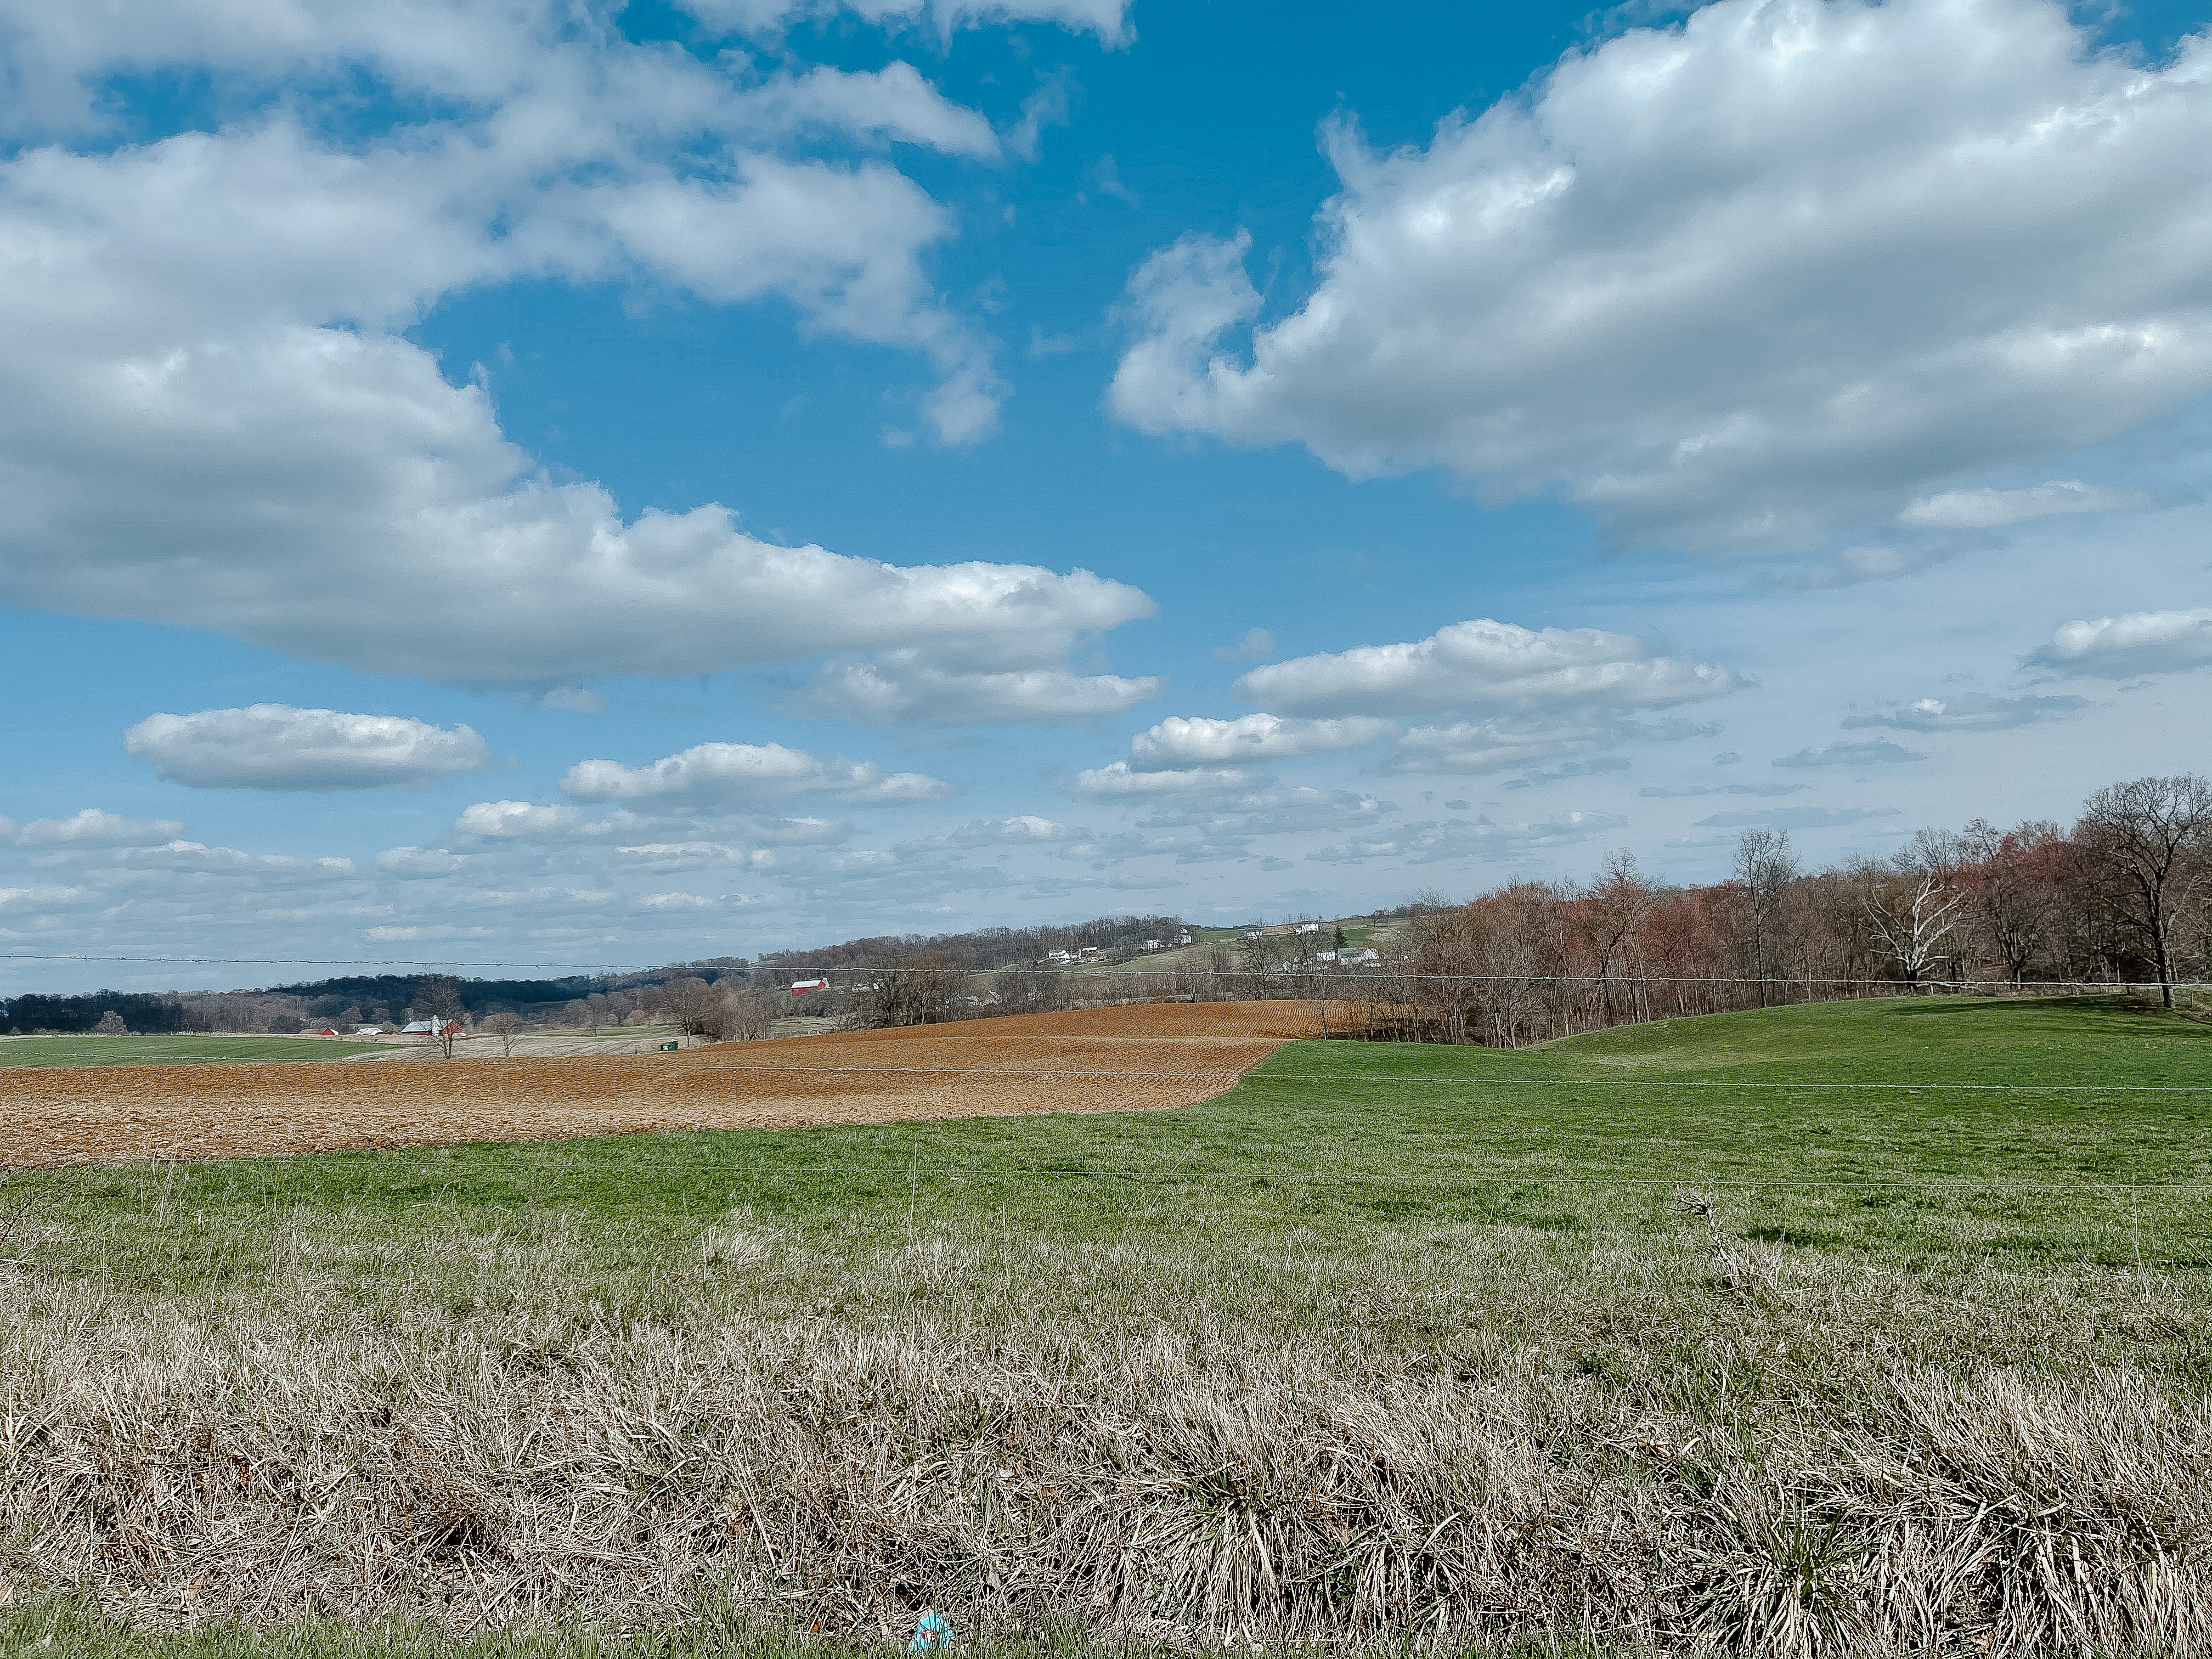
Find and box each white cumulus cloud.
[1383,713,1722,776]
[561,742,956,809]
[1898,480,2154,529]
[792,657,1160,725]
[124,706,491,790]
[1134,786,1395,837]
[1111,0,2212,554]
[939,816,1088,847]
[452,800,591,840]
[1841,692,2091,732]
[1129,713,1398,769]
[616,843,780,873]
[1068,760,1261,798]
[1,808,189,847]
[2027,609,2212,678]
[1235,619,1736,718]
[675,0,1131,45]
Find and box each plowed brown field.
[0,1001,1322,1167]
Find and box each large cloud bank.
[0,0,1150,712]
[1111,0,2212,554]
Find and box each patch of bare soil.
[0,1001,1314,1167]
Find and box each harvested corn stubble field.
[4,996,2212,1658]
[0,1002,1320,1167]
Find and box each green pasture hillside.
[11,994,2210,1317]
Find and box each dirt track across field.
[0,1002,1325,1167]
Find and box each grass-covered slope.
[1454,989,2209,1083]
[1244,991,2212,1206]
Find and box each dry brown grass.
[4,1216,2209,1657]
[0,1002,1311,1169]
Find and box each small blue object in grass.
[660,1041,680,1052]
[909,1610,953,1651]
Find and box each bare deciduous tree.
[844,955,968,1029]
[1402,903,1486,1044]
[1734,830,1798,1006]
[1861,864,1967,992]
[2076,774,2212,1008]
[411,976,466,1056]
[662,974,723,1038]
[1957,818,2066,985]
[1237,928,1282,991]
[479,1011,525,1057]
[1579,849,1657,1024]
[702,986,781,1042]
[990,967,1070,1017]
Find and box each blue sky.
[3,0,2210,995]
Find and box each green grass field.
[17,995,2208,1310]
[0,1032,391,1066]
[5,995,2211,1655]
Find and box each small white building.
[1143,939,1161,952]
[1294,922,1322,935]
[354,1025,383,1036]
[1175,932,1193,946]
[402,1020,437,1035]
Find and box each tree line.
[0,963,748,1037]
[1357,772,2211,1046]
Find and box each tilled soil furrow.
[0,1002,1314,1166]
